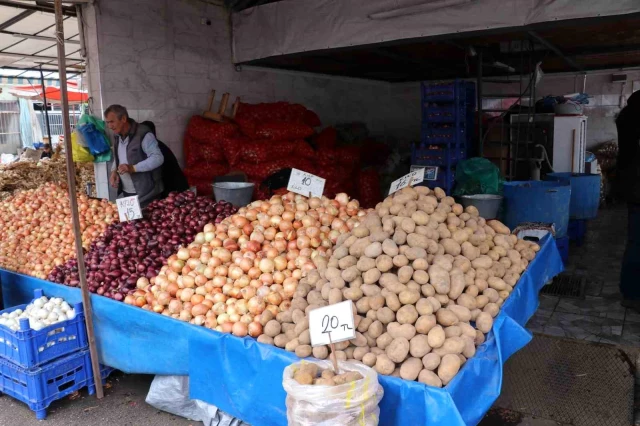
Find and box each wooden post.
[54,0,103,399]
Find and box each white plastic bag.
[145,375,249,426]
[283,360,384,426]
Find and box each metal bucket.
[212,182,255,207]
[459,194,503,220]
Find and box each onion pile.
[0,296,76,331]
[0,183,117,279]
[132,192,366,335]
[48,191,236,301]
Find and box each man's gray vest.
[114,120,164,207]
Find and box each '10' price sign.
[287,168,326,198]
[116,195,143,222]
[308,301,356,347]
[388,167,425,195]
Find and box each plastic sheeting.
[0,235,562,426]
[233,0,640,63]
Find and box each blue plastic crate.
[0,349,112,420]
[416,167,456,193]
[555,236,569,264]
[420,126,469,145]
[423,104,472,123]
[421,80,476,103]
[0,289,87,369]
[412,146,466,167]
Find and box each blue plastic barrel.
[503,181,571,238]
[545,173,601,219]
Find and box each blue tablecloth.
[0,235,563,426]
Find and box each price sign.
[411,165,438,181]
[309,301,356,347]
[287,168,326,198]
[116,195,143,222]
[389,168,425,195]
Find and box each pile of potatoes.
[293,362,364,386]
[257,186,540,388]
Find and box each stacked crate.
[412,80,476,193]
[0,289,112,420]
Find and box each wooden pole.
[53,0,103,399]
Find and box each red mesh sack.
[190,179,213,197]
[239,158,316,181]
[184,133,198,168]
[357,169,382,208]
[303,109,321,127]
[254,121,314,141]
[183,162,230,180]
[236,102,308,123]
[314,127,337,150]
[360,140,391,167]
[219,137,250,166]
[234,117,258,139]
[187,115,238,144]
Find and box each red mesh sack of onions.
[186,115,238,145]
[132,192,365,336]
[254,122,314,141]
[48,191,237,302]
[0,183,117,280]
[357,168,382,208]
[183,163,231,181]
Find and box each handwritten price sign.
[410,165,438,181]
[309,301,356,347]
[287,168,326,198]
[389,168,425,195]
[116,196,143,222]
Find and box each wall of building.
[83,0,419,170]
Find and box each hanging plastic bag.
[283,360,383,426]
[71,131,94,163]
[453,157,503,196]
[76,113,110,155]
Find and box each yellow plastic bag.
[71,131,94,163]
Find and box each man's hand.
[109,171,120,188]
[117,164,135,174]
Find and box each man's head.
[104,104,130,135]
[43,143,51,151]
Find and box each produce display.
[0,183,117,279]
[49,191,236,301]
[132,193,365,332]
[0,295,76,331]
[291,361,363,386]
[0,153,95,200]
[259,186,539,387]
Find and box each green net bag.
[453,157,503,196]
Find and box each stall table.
[1,235,563,426]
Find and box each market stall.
[1,231,562,425]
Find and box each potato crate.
[0,289,87,369]
[0,349,112,420]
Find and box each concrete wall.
[83,0,419,170]
[483,71,640,149]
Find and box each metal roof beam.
[3,31,80,44]
[527,30,583,72]
[0,0,76,16]
[0,9,34,31]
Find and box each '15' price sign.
[287,168,326,198]
[389,167,425,195]
[308,301,356,347]
[116,195,143,222]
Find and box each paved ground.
[0,205,632,426]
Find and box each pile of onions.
[132,192,365,337]
[0,183,117,279]
[48,191,236,300]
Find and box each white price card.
[309,301,356,347]
[389,168,425,195]
[116,195,143,222]
[410,165,438,181]
[287,168,326,198]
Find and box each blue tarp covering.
[0,235,563,426]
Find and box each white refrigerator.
[552,115,587,173]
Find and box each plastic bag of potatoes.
[283,360,384,426]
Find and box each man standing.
[105,105,164,207]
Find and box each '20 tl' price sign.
[287,168,326,198]
[116,195,143,222]
[388,167,425,195]
[308,301,356,347]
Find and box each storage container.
[545,172,600,219]
[0,289,87,369]
[503,180,571,238]
[0,349,113,420]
